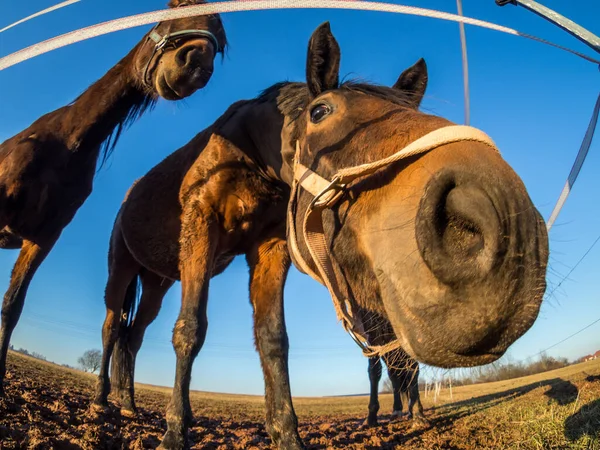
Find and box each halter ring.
[309,176,345,210]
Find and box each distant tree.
[17,348,30,356]
[77,349,101,373]
[382,378,393,393]
[30,352,47,361]
[9,344,14,351]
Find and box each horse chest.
[217,179,287,254]
[0,139,95,238]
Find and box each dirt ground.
[1,352,599,449]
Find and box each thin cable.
[546,92,600,231]
[0,0,81,34]
[547,232,600,297]
[456,0,470,126]
[533,316,600,356]
[1,0,600,71]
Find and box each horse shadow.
[412,378,581,436]
[564,374,600,442]
[543,378,578,405]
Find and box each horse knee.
[172,316,207,358]
[254,322,287,358]
[101,312,120,341]
[0,295,19,328]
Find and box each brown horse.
[0,0,227,395]
[366,351,427,427]
[94,22,548,449]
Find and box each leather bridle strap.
[288,125,500,357]
[141,24,220,88]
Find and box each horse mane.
[98,94,156,168]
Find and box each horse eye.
[310,104,331,124]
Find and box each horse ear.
[167,0,205,7]
[306,22,341,99]
[393,58,428,108]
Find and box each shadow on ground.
[564,374,600,442]
[544,379,578,405]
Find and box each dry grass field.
[1,351,599,449]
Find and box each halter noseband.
[142,24,221,89]
[287,125,500,358]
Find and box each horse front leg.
[366,357,382,426]
[158,203,216,450]
[0,238,55,396]
[247,232,303,449]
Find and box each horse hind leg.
[93,222,140,410]
[407,365,429,426]
[384,348,407,419]
[113,269,173,415]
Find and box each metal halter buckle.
[347,327,369,353]
[309,176,346,209]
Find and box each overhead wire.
[456,0,470,126]
[546,93,600,231]
[0,0,81,34]
[1,0,600,71]
[547,231,600,297]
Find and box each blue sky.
[0,0,599,397]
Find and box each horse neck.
[239,106,295,187]
[60,43,151,153]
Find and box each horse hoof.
[158,430,188,450]
[89,403,109,414]
[277,435,305,450]
[121,408,137,418]
[411,417,430,428]
[363,418,378,428]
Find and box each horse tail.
[110,274,140,395]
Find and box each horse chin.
[399,329,505,368]
[372,259,543,369]
[154,73,184,101]
[154,65,212,100]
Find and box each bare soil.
[1,351,599,449]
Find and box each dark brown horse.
[0,0,227,395]
[94,22,548,449]
[360,308,427,427]
[366,351,427,427]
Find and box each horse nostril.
[175,46,197,68]
[416,169,503,286]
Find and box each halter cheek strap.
[142,24,221,89]
[287,125,500,357]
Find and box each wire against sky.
[0,0,81,34]
[533,316,600,357]
[2,0,600,71]
[548,232,600,298]
[456,0,470,127]
[546,93,600,231]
